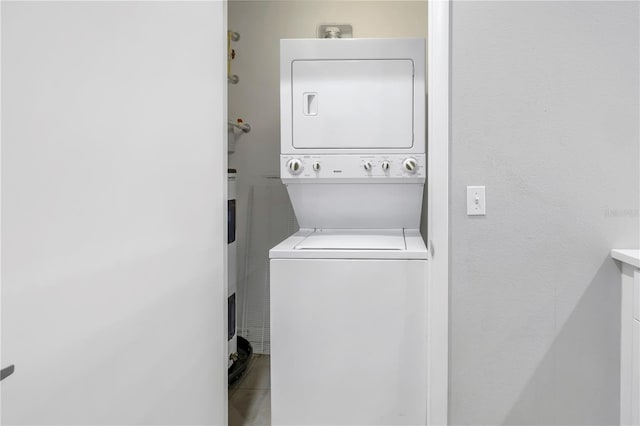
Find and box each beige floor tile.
[229,389,269,426]
[229,355,271,426]
[248,392,270,426]
[236,355,270,390]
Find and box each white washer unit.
[270,38,428,425]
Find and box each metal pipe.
[228,120,251,133]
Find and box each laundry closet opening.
[226,2,429,425]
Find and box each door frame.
[0,0,447,422]
[1,0,5,416]
[427,0,451,425]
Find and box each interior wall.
[228,0,428,354]
[1,2,227,424]
[450,2,640,424]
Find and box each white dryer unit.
[271,38,428,425]
[280,38,425,156]
[279,38,426,231]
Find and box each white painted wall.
[450,2,639,424]
[228,0,428,354]
[1,2,227,424]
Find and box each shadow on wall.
[503,258,621,426]
[420,94,428,240]
[237,178,298,355]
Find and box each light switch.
[467,186,486,216]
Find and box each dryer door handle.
[303,93,318,116]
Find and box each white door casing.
[427,1,451,425]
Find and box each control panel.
[281,154,426,180]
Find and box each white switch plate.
[467,186,486,216]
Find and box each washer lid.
[270,229,428,259]
[294,229,406,251]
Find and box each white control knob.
[363,162,373,171]
[403,158,418,173]
[312,162,321,172]
[287,158,303,175]
[381,161,390,172]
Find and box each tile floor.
[229,355,271,426]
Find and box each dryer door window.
[291,59,414,150]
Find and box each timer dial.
[287,159,304,175]
[403,158,418,174]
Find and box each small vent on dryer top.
[318,24,353,39]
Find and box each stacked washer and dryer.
[270,38,429,425]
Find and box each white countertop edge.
[611,249,640,269]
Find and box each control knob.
[312,161,321,172]
[363,162,372,172]
[287,158,303,175]
[381,161,390,172]
[403,158,418,174]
